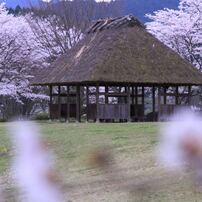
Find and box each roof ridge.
[87,15,144,34]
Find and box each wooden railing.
[97,104,129,120]
[50,104,76,119]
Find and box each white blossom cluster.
[158,110,202,186]
[146,0,202,69]
[0,2,82,119]
[0,3,48,105]
[10,121,62,202]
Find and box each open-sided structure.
[33,15,202,122]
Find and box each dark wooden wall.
[48,84,192,122]
[98,104,129,120]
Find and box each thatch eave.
[32,15,202,86]
[32,80,202,87]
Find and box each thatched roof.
[33,15,202,86]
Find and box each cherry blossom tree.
[0,3,48,120]
[146,0,202,70]
[0,1,123,120]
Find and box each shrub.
[0,118,7,122]
[33,112,49,120]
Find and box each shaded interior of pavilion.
[49,83,194,122]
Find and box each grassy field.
[0,122,202,202]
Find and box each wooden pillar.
[96,84,99,122]
[163,86,167,105]
[105,85,108,104]
[152,87,156,121]
[49,85,53,120]
[142,87,145,104]
[86,85,89,122]
[58,85,61,120]
[135,86,138,119]
[188,86,191,105]
[176,86,179,105]
[132,86,135,105]
[142,87,145,118]
[157,87,161,120]
[76,85,81,122]
[127,85,131,122]
[66,86,70,122]
[135,86,138,105]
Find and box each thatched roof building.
[33,15,202,86]
[33,15,202,122]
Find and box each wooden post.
[86,85,89,122]
[135,86,138,104]
[157,87,161,121]
[176,86,179,105]
[66,86,70,123]
[105,85,108,104]
[163,86,167,105]
[142,87,145,118]
[132,86,134,105]
[152,87,156,121]
[127,85,131,122]
[188,86,191,105]
[58,85,61,120]
[96,84,99,122]
[76,85,81,122]
[49,85,53,120]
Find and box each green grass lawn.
[0,122,202,202]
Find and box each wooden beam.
[106,93,128,97]
[52,93,76,97]
[88,91,145,97]
[54,87,176,97]
[49,85,53,120]
[162,93,189,97]
[76,85,81,122]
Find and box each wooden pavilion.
[33,15,202,122]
